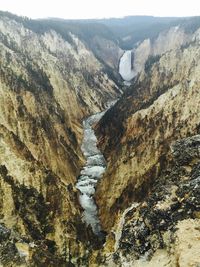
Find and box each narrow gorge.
[0,11,200,267]
[76,47,134,236]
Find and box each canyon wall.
[125,25,199,81]
[95,29,200,266]
[0,13,120,266]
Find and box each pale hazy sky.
[0,0,200,19]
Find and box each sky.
[0,0,200,19]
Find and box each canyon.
[0,11,200,267]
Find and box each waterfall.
[119,50,135,83]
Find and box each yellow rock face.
[96,41,200,231]
[0,14,120,265]
[172,219,200,267]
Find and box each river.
[76,55,135,235]
[76,54,134,235]
[76,110,107,234]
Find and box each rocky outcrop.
[113,135,200,266]
[92,129,200,267]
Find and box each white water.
[119,50,136,82]
[76,110,107,234]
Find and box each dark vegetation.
[59,16,185,49]
[114,136,200,261]
[144,55,161,73]
[180,16,200,33]
[0,11,117,46]
[2,11,200,51]
[0,60,53,96]
[101,16,184,49]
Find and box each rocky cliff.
[125,23,200,81]
[93,135,200,266]
[0,13,120,266]
[95,28,200,266]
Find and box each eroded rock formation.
[0,13,120,266]
[92,136,200,266]
[1,11,200,267]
